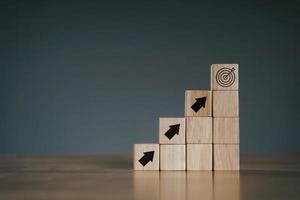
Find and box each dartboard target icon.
[216,67,236,87]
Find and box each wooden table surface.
[0,155,299,200]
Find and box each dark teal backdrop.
[1,0,299,155]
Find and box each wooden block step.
[213,117,239,144]
[134,144,159,170]
[186,117,212,144]
[213,91,239,117]
[187,144,212,170]
[159,117,185,144]
[160,145,186,170]
[185,90,212,117]
[214,144,240,170]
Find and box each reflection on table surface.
[0,156,299,200]
[134,171,240,200]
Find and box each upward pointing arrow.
[191,97,206,112]
[164,124,180,140]
[138,151,155,166]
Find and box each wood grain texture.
[159,118,185,144]
[185,90,212,117]
[214,144,240,170]
[160,145,186,170]
[134,144,159,170]
[186,117,212,144]
[213,117,239,144]
[211,64,239,90]
[213,91,239,117]
[187,144,212,170]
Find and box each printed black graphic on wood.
[191,97,206,112]
[216,67,236,87]
[138,151,155,166]
[164,124,180,140]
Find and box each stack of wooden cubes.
[134,64,239,171]
[211,64,239,170]
[185,90,213,170]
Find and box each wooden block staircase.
[134,64,240,170]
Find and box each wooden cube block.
[134,171,159,200]
[134,144,159,170]
[160,145,186,170]
[214,144,240,170]
[213,91,239,117]
[186,117,212,144]
[159,118,185,144]
[160,172,186,200]
[213,117,239,144]
[211,64,239,90]
[185,90,212,117]
[187,144,212,170]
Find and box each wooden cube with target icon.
[211,64,239,91]
[134,144,159,170]
[185,90,212,117]
[159,117,185,144]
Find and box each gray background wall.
[1,0,299,155]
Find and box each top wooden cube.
[211,64,239,90]
[185,90,212,117]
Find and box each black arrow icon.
[138,151,155,166]
[164,124,180,140]
[191,97,206,112]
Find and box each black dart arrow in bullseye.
[138,151,155,166]
[164,124,180,140]
[191,97,206,112]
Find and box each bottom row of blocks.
[134,144,239,170]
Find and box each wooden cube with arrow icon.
[185,90,212,117]
[159,118,185,144]
[134,144,159,170]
